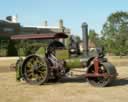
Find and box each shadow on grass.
[48,76,128,87]
[111,77,128,87]
[45,75,87,86]
[20,76,128,87]
[59,76,86,83]
[20,75,87,86]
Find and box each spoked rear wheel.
[86,62,117,87]
[22,55,49,85]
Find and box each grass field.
[0,58,17,72]
[0,56,128,102]
[107,56,128,66]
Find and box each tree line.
[88,11,128,56]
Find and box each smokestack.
[81,22,89,56]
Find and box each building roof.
[24,25,60,29]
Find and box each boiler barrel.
[65,58,88,68]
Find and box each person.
[69,35,80,56]
[96,46,105,57]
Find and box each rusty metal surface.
[11,32,68,40]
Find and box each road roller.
[11,22,117,87]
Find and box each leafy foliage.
[7,40,18,56]
[15,40,49,56]
[89,29,98,45]
[101,11,128,55]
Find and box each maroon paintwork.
[11,32,68,40]
[85,58,113,78]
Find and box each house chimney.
[44,20,48,26]
[59,19,63,28]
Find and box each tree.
[89,29,97,44]
[88,29,102,47]
[75,35,81,43]
[101,11,128,55]
[8,40,18,56]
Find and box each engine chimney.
[81,22,89,56]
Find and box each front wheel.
[86,62,117,87]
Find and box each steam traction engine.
[11,22,117,87]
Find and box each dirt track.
[0,66,128,102]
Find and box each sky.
[0,0,128,37]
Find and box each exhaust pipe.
[81,22,89,56]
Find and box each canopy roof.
[11,32,68,40]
